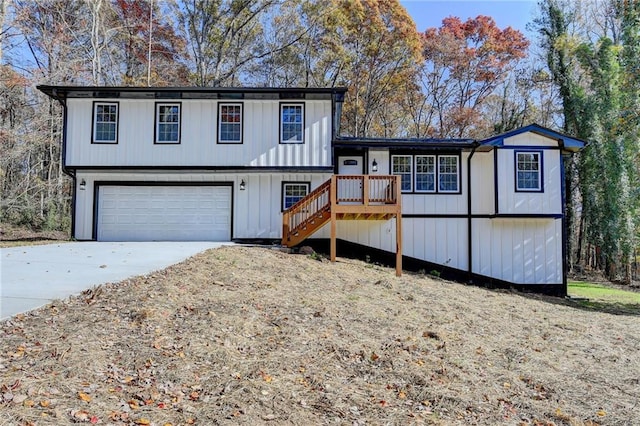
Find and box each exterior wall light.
[79,179,86,190]
[240,179,246,190]
[371,159,378,172]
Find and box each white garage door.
[97,185,231,241]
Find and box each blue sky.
[401,0,538,38]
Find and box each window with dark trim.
[415,155,436,192]
[92,102,118,144]
[391,155,413,192]
[516,151,542,191]
[218,103,243,144]
[438,155,459,192]
[282,182,310,210]
[392,154,461,194]
[155,103,181,144]
[280,103,304,143]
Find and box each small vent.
[343,159,358,166]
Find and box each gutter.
[467,142,480,281]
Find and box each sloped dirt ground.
[1,246,639,426]
[0,225,68,248]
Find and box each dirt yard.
[1,246,638,425]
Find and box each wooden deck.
[282,175,402,276]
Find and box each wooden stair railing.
[282,174,403,277]
[282,179,332,247]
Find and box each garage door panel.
[97,185,231,241]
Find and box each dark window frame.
[281,181,310,211]
[390,152,462,194]
[414,154,436,193]
[279,102,305,144]
[217,102,243,144]
[515,150,544,192]
[91,101,119,144]
[154,102,182,144]
[391,154,413,192]
[438,154,460,193]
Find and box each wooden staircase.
[282,175,403,276]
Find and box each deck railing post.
[395,175,402,277]
[330,175,337,262]
[363,175,369,206]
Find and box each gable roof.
[478,123,586,152]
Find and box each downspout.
[51,89,76,240]
[559,139,568,297]
[467,142,479,281]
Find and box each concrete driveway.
[0,241,230,320]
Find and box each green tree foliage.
[535,0,640,283]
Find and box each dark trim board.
[92,181,234,241]
[69,165,334,172]
[268,238,566,297]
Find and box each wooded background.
[0,0,638,284]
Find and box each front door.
[337,156,364,203]
[338,156,364,175]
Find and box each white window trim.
[282,182,310,211]
[414,154,436,193]
[391,155,413,193]
[155,103,181,144]
[280,103,304,144]
[515,151,542,192]
[438,155,459,193]
[218,103,243,144]
[92,102,118,144]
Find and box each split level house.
[38,85,585,296]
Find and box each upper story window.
[280,103,304,143]
[282,182,310,210]
[438,155,459,193]
[516,151,542,192]
[218,103,243,144]
[392,154,461,194]
[392,155,413,192]
[92,102,118,144]
[155,103,181,144]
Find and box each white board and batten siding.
[65,99,332,168]
[472,218,563,284]
[75,172,332,241]
[496,133,563,215]
[338,133,565,285]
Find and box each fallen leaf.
[23,399,35,407]
[40,400,50,407]
[370,352,379,361]
[260,371,273,383]
[398,390,406,399]
[78,392,92,402]
[597,410,607,417]
[90,415,99,424]
[135,419,151,425]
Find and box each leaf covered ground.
[1,246,639,425]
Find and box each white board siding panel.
[472,218,562,284]
[496,149,562,215]
[337,218,467,270]
[74,172,332,241]
[97,185,231,241]
[470,152,495,215]
[66,99,331,167]
[503,132,559,147]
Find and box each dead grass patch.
[0,225,69,248]
[1,246,639,425]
